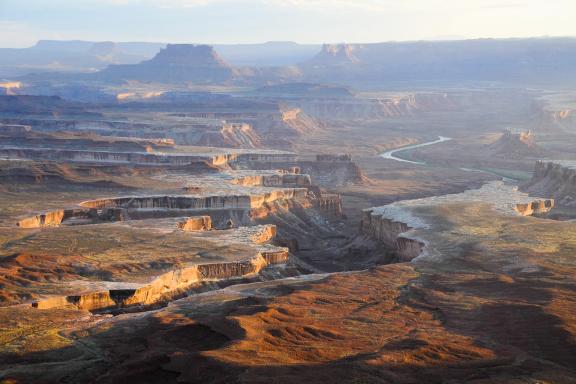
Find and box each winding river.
[380,136,452,165]
[380,135,517,182]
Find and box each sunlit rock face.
[177,216,212,231]
[31,247,289,312]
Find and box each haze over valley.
[1,1,576,383]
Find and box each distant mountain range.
[299,39,576,86]
[5,37,576,88]
[0,40,320,77]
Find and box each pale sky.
[1,0,575,47]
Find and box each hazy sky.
[1,0,575,47]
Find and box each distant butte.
[98,44,238,83]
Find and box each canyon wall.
[0,146,298,168]
[522,161,576,206]
[313,193,343,218]
[33,245,289,312]
[360,210,424,262]
[18,189,308,228]
[80,189,308,210]
[17,207,126,228]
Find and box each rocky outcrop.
[514,200,554,216]
[245,107,320,148]
[178,216,212,231]
[489,130,546,158]
[247,225,277,244]
[231,173,311,187]
[360,210,424,262]
[32,241,289,312]
[17,210,67,228]
[80,189,308,210]
[194,123,262,148]
[18,188,309,228]
[99,44,238,83]
[17,207,127,228]
[522,161,576,206]
[304,159,366,186]
[310,190,343,218]
[247,155,367,186]
[307,44,362,65]
[317,194,343,217]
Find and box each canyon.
[2,38,576,384]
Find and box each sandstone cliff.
[32,245,289,312]
[522,161,576,206]
[178,216,212,231]
[360,210,424,262]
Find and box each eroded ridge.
[31,224,288,312]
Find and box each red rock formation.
[31,247,289,312]
[178,216,212,231]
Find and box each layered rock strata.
[231,173,311,187]
[32,246,289,312]
[17,189,308,228]
[522,161,576,206]
[177,216,212,231]
[0,147,296,167]
[17,207,126,228]
[31,224,288,312]
[80,189,307,210]
[314,193,343,218]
